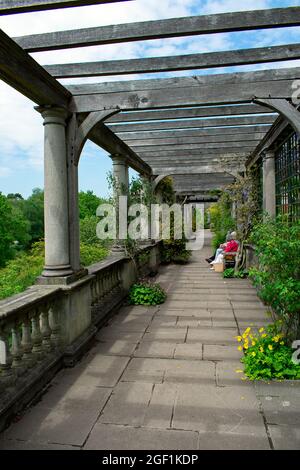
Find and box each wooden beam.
[139,149,251,157]
[150,165,227,175]
[133,142,258,152]
[44,44,300,78]
[126,133,265,147]
[0,28,70,106]
[13,7,300,52]
[254,98,300,135]
[0,0,130,15]
[116,125,271,140]
[108,116,275,133]
[107,105,275,123]
[68,67,300,96]
[88,123,152,176]
[72,78,298,113]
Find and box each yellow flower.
[236,336,242,342]
[261,334,267,338]
[259,327,265,333]
[272,336,280,343]
[280,341,284,346]
[235,369,243,374]
[245,327,251,334]
[252,341,256,347]
[238,346,243,351]
[244,343,249,350]
[251,352,256,357]
[259,346,264,353]
[268,344,273,351]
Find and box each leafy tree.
[0,192,30,267]
[79,190,107,219]
[21,188,44,244]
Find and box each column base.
[36,267,88,285]
[111,242,126,253]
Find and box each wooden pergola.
[1,0,300,278]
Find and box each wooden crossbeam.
[72,74,299,113]
[138,149,252,157]
[0,0,130,15]
[44,44,300,78]
[116,125,271,140]
[108,116,275,133]
[0,28,70,106]
[132,142,257,152]
[67,67,300,95]
[107,105,275,123]
[126,133,265,147]
[13,7,300,52]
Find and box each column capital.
[262,148,275,161]
[110,154,128,166]
[35,106,69,127]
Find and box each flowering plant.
[236,321,300,380]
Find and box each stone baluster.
[0,328,13,384]
[21,316,34,367]
[31,311,44,361]
[40,306,52,353]
[11,323,24,375]
[49,307,61,349]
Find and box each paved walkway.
[1,231,299,450]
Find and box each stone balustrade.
[0,242,161,431]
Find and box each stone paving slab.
[268,424,300,449]
[134,341,176,358]
[204,344,243,361]
[172,384,264,434]
[98,382,154,426]
[186,328,238,345]
[84,424,199,450]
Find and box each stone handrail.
[0,242,161,430]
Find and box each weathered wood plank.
[13,7,300,52]
[0,0,130,15]
[132,142,258,152]
[108,116,275,132]
[126,133,265,147]
[116,125,271,140]
[72,80,297,112]
[139,149,252,157]
[44,44,300,78]
[150,165,226,175]
[107,105,275,123]
[0,28,70,106]
[67,67,300,95]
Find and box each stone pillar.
[39,107,73,277]
[111,155,129,252]
[263,149,276,217]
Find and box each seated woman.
[209,232,239,268]
[210,233,239,268]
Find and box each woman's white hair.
[230,231,237,239]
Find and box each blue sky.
[0,0,299,199]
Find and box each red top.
[225,240,239,253]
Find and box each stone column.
[111,155,129,252]
[39,107,73,277]
[263,149,276,217]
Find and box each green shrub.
[223,268,235,278]
[236,322,300,380]
[80,243,109,266]
[129,282,166,306]
[161,239,191,264]
[249,216,300,340]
